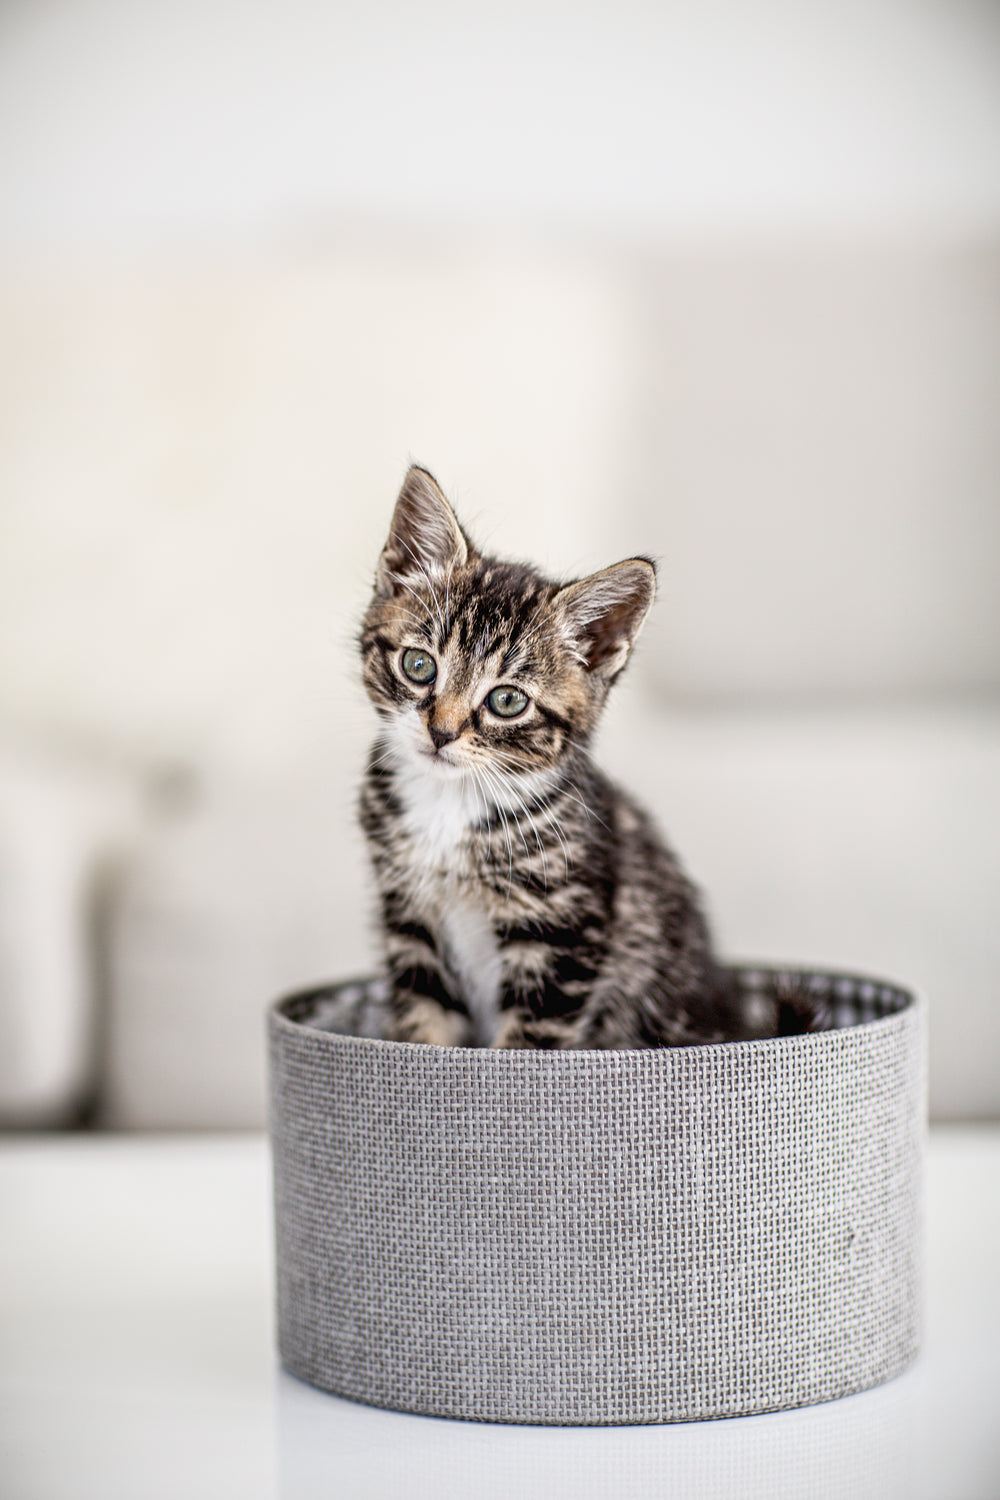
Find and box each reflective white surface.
[1,1129,998,1500]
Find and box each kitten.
[358,465,742,1049]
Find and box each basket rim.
[268,960,923,1061]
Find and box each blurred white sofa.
[0,744,144,1125]
[97,695,1000,1128]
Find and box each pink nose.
[429,725,459,751]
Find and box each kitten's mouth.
[418,745,462,770]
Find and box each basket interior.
[276,964,914,1045]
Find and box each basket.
[268,965,924,1425]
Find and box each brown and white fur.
[358,465,740,1048]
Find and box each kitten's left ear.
[553,558,656,681]
[375,466,470,597]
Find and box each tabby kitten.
[358,465,739,1049]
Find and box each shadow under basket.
[268,965,925,1426]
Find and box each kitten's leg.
[489,927,598,1049]
[390,995,469,1047]
[382,913,471,1045]
[489,1009,533,1049]
[489,1008,580,1049]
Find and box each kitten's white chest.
[398,770,478,870]
[396,762,503,1043]
[438,897,503,1045]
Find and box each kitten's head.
[359,466,655,782]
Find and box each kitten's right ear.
[553,557,656,682]
[375,466,470,597]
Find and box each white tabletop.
[1,1128,998,1500]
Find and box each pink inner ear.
[582,597,639,668]
[559,561,655,673]
[381,468,468,586]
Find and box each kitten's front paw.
[490,1012,580,1049]
[389,998,468,1048]
[489,1013,532,1049]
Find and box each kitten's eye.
[401,648,437,684]
[486,685,529,719]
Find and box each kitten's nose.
[429,725,460,751]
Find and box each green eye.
[486,685,529,719]
[401,648,437,684]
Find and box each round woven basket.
[268,965,924,1426]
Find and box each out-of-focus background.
[1,0,998,1129]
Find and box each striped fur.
[358,465,740,1048]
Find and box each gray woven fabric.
[269,967,924,1425]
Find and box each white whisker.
[444,557,457,637]
[471,764,514,897]
[479,763,531,859]
[394,537,446,635]
[387,572,439,632]
[480,760,554,890]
